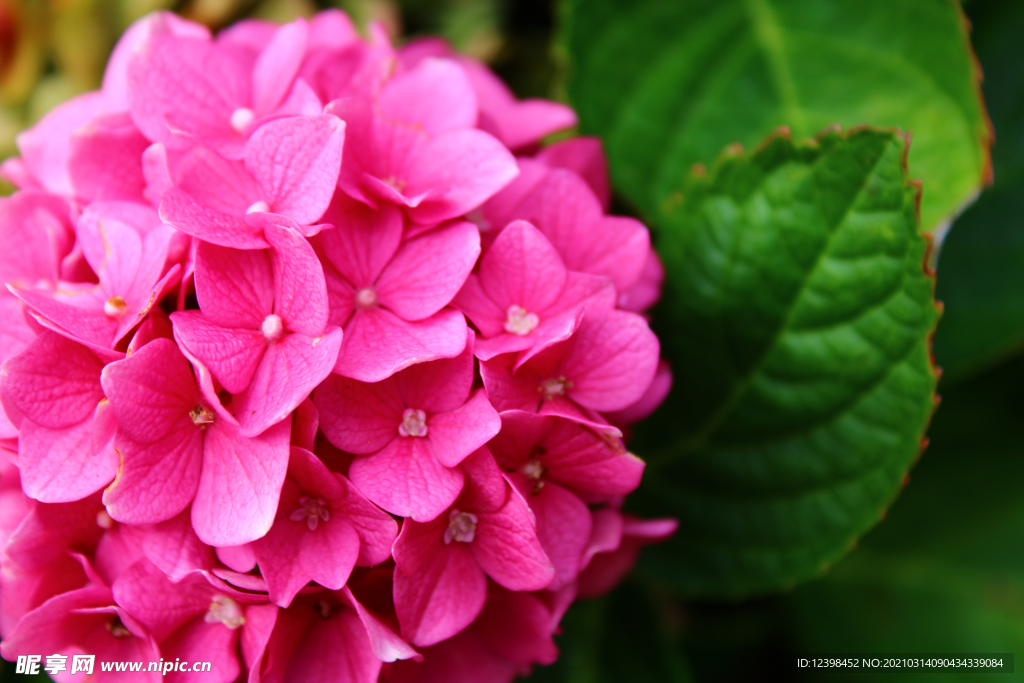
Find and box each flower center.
[383,176,406,193]
[398,408,428,437]
[205,595,245,630]
[355,288,377,308]
[540,376,572,399]
[96,509,115,529]
[261,314,284,342]
[246,200,270,214]
[106,617,131,638]
[189,404,215,427]
[289,495,330,531]
[103,296,127,318]
[230,107,256,133]
[467,209,491,232]
[444,509,478,544]
[521,460,545,480]
[505,305,539,336]
[315,599,342,620]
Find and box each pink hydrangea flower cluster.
[0,10,676,682]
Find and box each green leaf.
[560,0,991,234]
[932,0,1024,383]
[783,355,1024,681]
[629,128,939,599]
[527,583,693,683]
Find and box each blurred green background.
[1,0,1023,681]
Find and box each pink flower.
[329,57,518,224]
[387,585,559,683]
[316,194,476,382]
[480,308,660,423]
[0,9,677,679]
[252,447,397,607]
[171,222,342,437]
[488,410,646,588]
[454,219,614,363]
[1,584,162,682]
[315,333,500,521]
[391,449,553,646]
[100,338,290,546]
[398,38,577,152]
[11,213,180,359]
[128,18,312,158]
[112,559,271,683]
[159,114,346,249]
[248,584,418,683]
[576,509,678,599]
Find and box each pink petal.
[100,338,201,443]
[161,616,241,683]
[19,416,118,503]
[393,330,475,414]
[605,359,672,427]
[509,476,591,590]
[451,276,505,338]
[456,447,508,513]
[251,19,309,115]
[317,193,403,288]
[491,411,643,500]
[254,505,358,607]
[426,390,500,468]
[334,474,399,566]
[517,170,650,291]
[216,544,257,573]
[557,309,660,412]
[393,544,486,647]
[244,115,346,225]
[192,416,290,546]
[233,328,343,438]
[171,311,267,394]
[266,222,330,335]
[160,187,269,249]
[472,489,554,591]
[375,220,480,322]
[348,437,464,522]
[292,398,319,451]
[342,586,420,663]
[477,220,566,313]
[0,191,73,287]
[104,425,204,524]
[194,240,274,328]
[334,307,468,383]
[536,136,610,210]
[103,12,212,112]
[68,112,149,202]
[273,603,383,683]
[404,130,518,225]
[111,560,212,640]
[175,145,261,216]
[379,58,477,135]
[617,248,665,313]
[122,509,216,581]
[15,92,104,195]
[128,35,249,154]
[0,331,104,429]
[472,587,559,666]
[10,287,118,352]
[314,373,404,454]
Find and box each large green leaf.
[629,128,939,599]
[560,0,991,234]
[784,354,1024,681]
[933,0,1024,383]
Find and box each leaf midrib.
[671,139,897,459]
